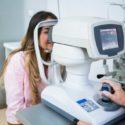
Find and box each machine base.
[97,98,120,111]
[42,99,125,125]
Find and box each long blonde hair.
[0,11,57,104]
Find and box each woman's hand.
[77,121,90,125]
[101,79,125,106]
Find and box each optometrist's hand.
[101,79,125,106]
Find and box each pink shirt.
[4,51,46,124]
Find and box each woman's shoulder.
[4,51,26,80]
[8,51,25,70]
[11,51,24,61]
[10,51,24,63]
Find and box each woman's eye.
[44,31,49,34]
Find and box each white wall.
[47,0,124,21]
[0,0,47,42]
[0,0,47,70]
[24,0,47,32]
[0,0,25,42]
[1,0,123,44]
[0,0,25,70]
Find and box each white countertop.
[3,42,20,50]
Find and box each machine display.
[100,28,119,50]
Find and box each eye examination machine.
[34,17,125,125]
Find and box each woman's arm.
[4,53,26,124]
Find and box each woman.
[0,11,57,125]
[78,79,125,125]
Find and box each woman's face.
[39,26,53,52]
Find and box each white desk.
[16,103,125,125]
[3,42,20,58]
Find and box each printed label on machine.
[77,99,99,112]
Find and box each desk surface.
[3,42,20,50]
[16,103,70,125]
[16,103,125,125]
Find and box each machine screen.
[77,99,99,112]
[100,28,119,50]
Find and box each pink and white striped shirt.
[4,51,46,124]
